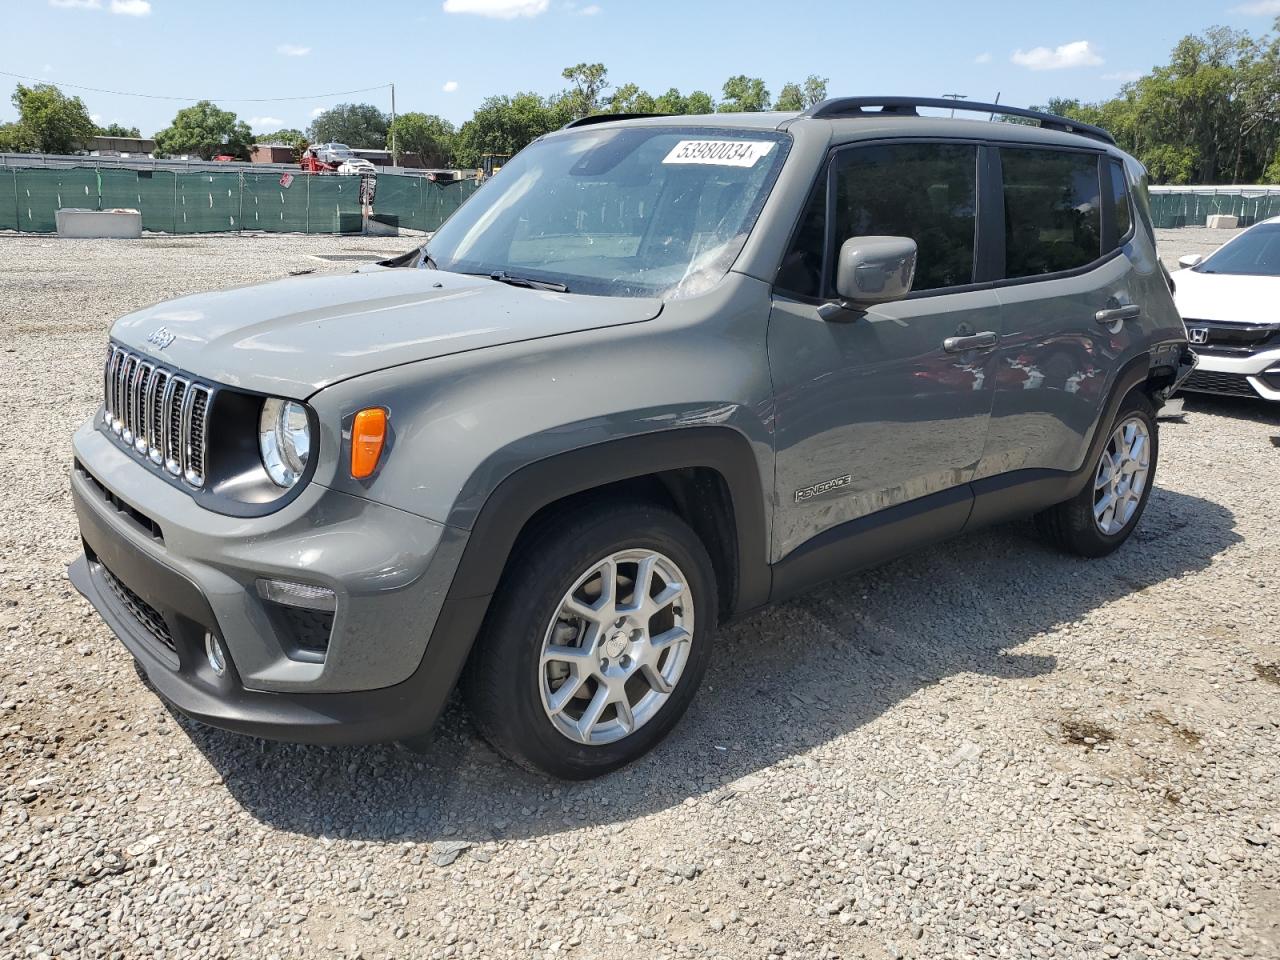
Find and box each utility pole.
[941,93,967,118]
[390,82,398,168]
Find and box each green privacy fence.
[1149,189,1280,229]
[370,174,480,231]
[1,166,382,234]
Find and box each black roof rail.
[801,96,1116,146]
[563,112,671,129]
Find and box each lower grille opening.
[97,559,175,652]
[1180,370,1259,399]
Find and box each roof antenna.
[989,92,1001,121]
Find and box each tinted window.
[833,143,978,291]
[1195,223,1280,277]
[1109,159,1131,243]
[1002,149,1101,277]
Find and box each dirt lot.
[0,228,1277,960]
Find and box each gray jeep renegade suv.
[70,98,1193,778]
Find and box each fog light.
[205,632,227,677]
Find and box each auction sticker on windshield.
[663,140,776,167]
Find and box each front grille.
[99,562,175,651]
[1182,320,1280,355]
[103,344,213,487]
[1180,370,1260,398]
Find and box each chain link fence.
[0,165,479,235]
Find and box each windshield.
[426,126,790,298]
[1196,223,1280,277]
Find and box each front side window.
[833,143,978,292]
[1002,148,1102,278]
[427,127,790,298]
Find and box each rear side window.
[833,143,978,291]
[1109,159,1132,243]
[1001,148,1101,278]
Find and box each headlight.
[258,398,311,488]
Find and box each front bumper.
[69,418,484,745]
[1178,345,1280,401]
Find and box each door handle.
[1095,304,1141,324]
[943,331,999,353]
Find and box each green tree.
[607,83,658,114]
[306,103,389,148]
[453,92,566,168]
[10,83,96,153]
[802,75,829,108]
[683,90,715,114]
[773,82,804,111]
[1036,20,1280,184]
[561,62,610,119]
[389,112,456,167]
[95,122,142,138]
[0,121,35,152]
[718,75,770,112]
[153,101,253,160]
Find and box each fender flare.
[443,426,773,613]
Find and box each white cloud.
[110,0,150,15]
[90,113,102,123]
[442,0,549,18]
[310,106,326,117]
[249,116,283,130]
[49,0,101,9]
[1101,70,1142,83]
[579,3,601,13]
[442,80,459,93]
[277,43,311,56]
[1232,0,1280,13]
[974,52,991,64]
[1011,40,1103,71]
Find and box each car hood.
[1173,267,1280,324]
[110,269,662,397]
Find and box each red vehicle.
[299,148,336,174]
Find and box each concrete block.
[1205,214,1239,229]
[55,208,142,239]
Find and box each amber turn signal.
[350,407,387,479]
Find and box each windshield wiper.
[485,270,569,293]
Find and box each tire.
[462,499,718,779]
[1035,390,1159,558]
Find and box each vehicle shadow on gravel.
[176,486,1239,845]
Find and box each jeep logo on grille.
[1187,326,1209,345]
[146,327,176,349]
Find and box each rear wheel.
[463,500,717,779]
[1036,391,1158,557]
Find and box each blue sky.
[3,0,1278,136]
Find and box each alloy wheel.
[539,549,694,745]
[1093,416,1151,535]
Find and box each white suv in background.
[1174,216,1280,402]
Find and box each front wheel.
[463,501,717,779]
[1035,390,1159,558]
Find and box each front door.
[768,141,1001,561]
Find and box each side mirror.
[1177,254,1203,269]
[833,236,918,307]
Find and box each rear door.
[975,147,1142,488]
[768,140,1002,561]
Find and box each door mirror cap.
[834,236,918,307]
[1177,254,1203,269]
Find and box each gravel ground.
[1,228,1277,960]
